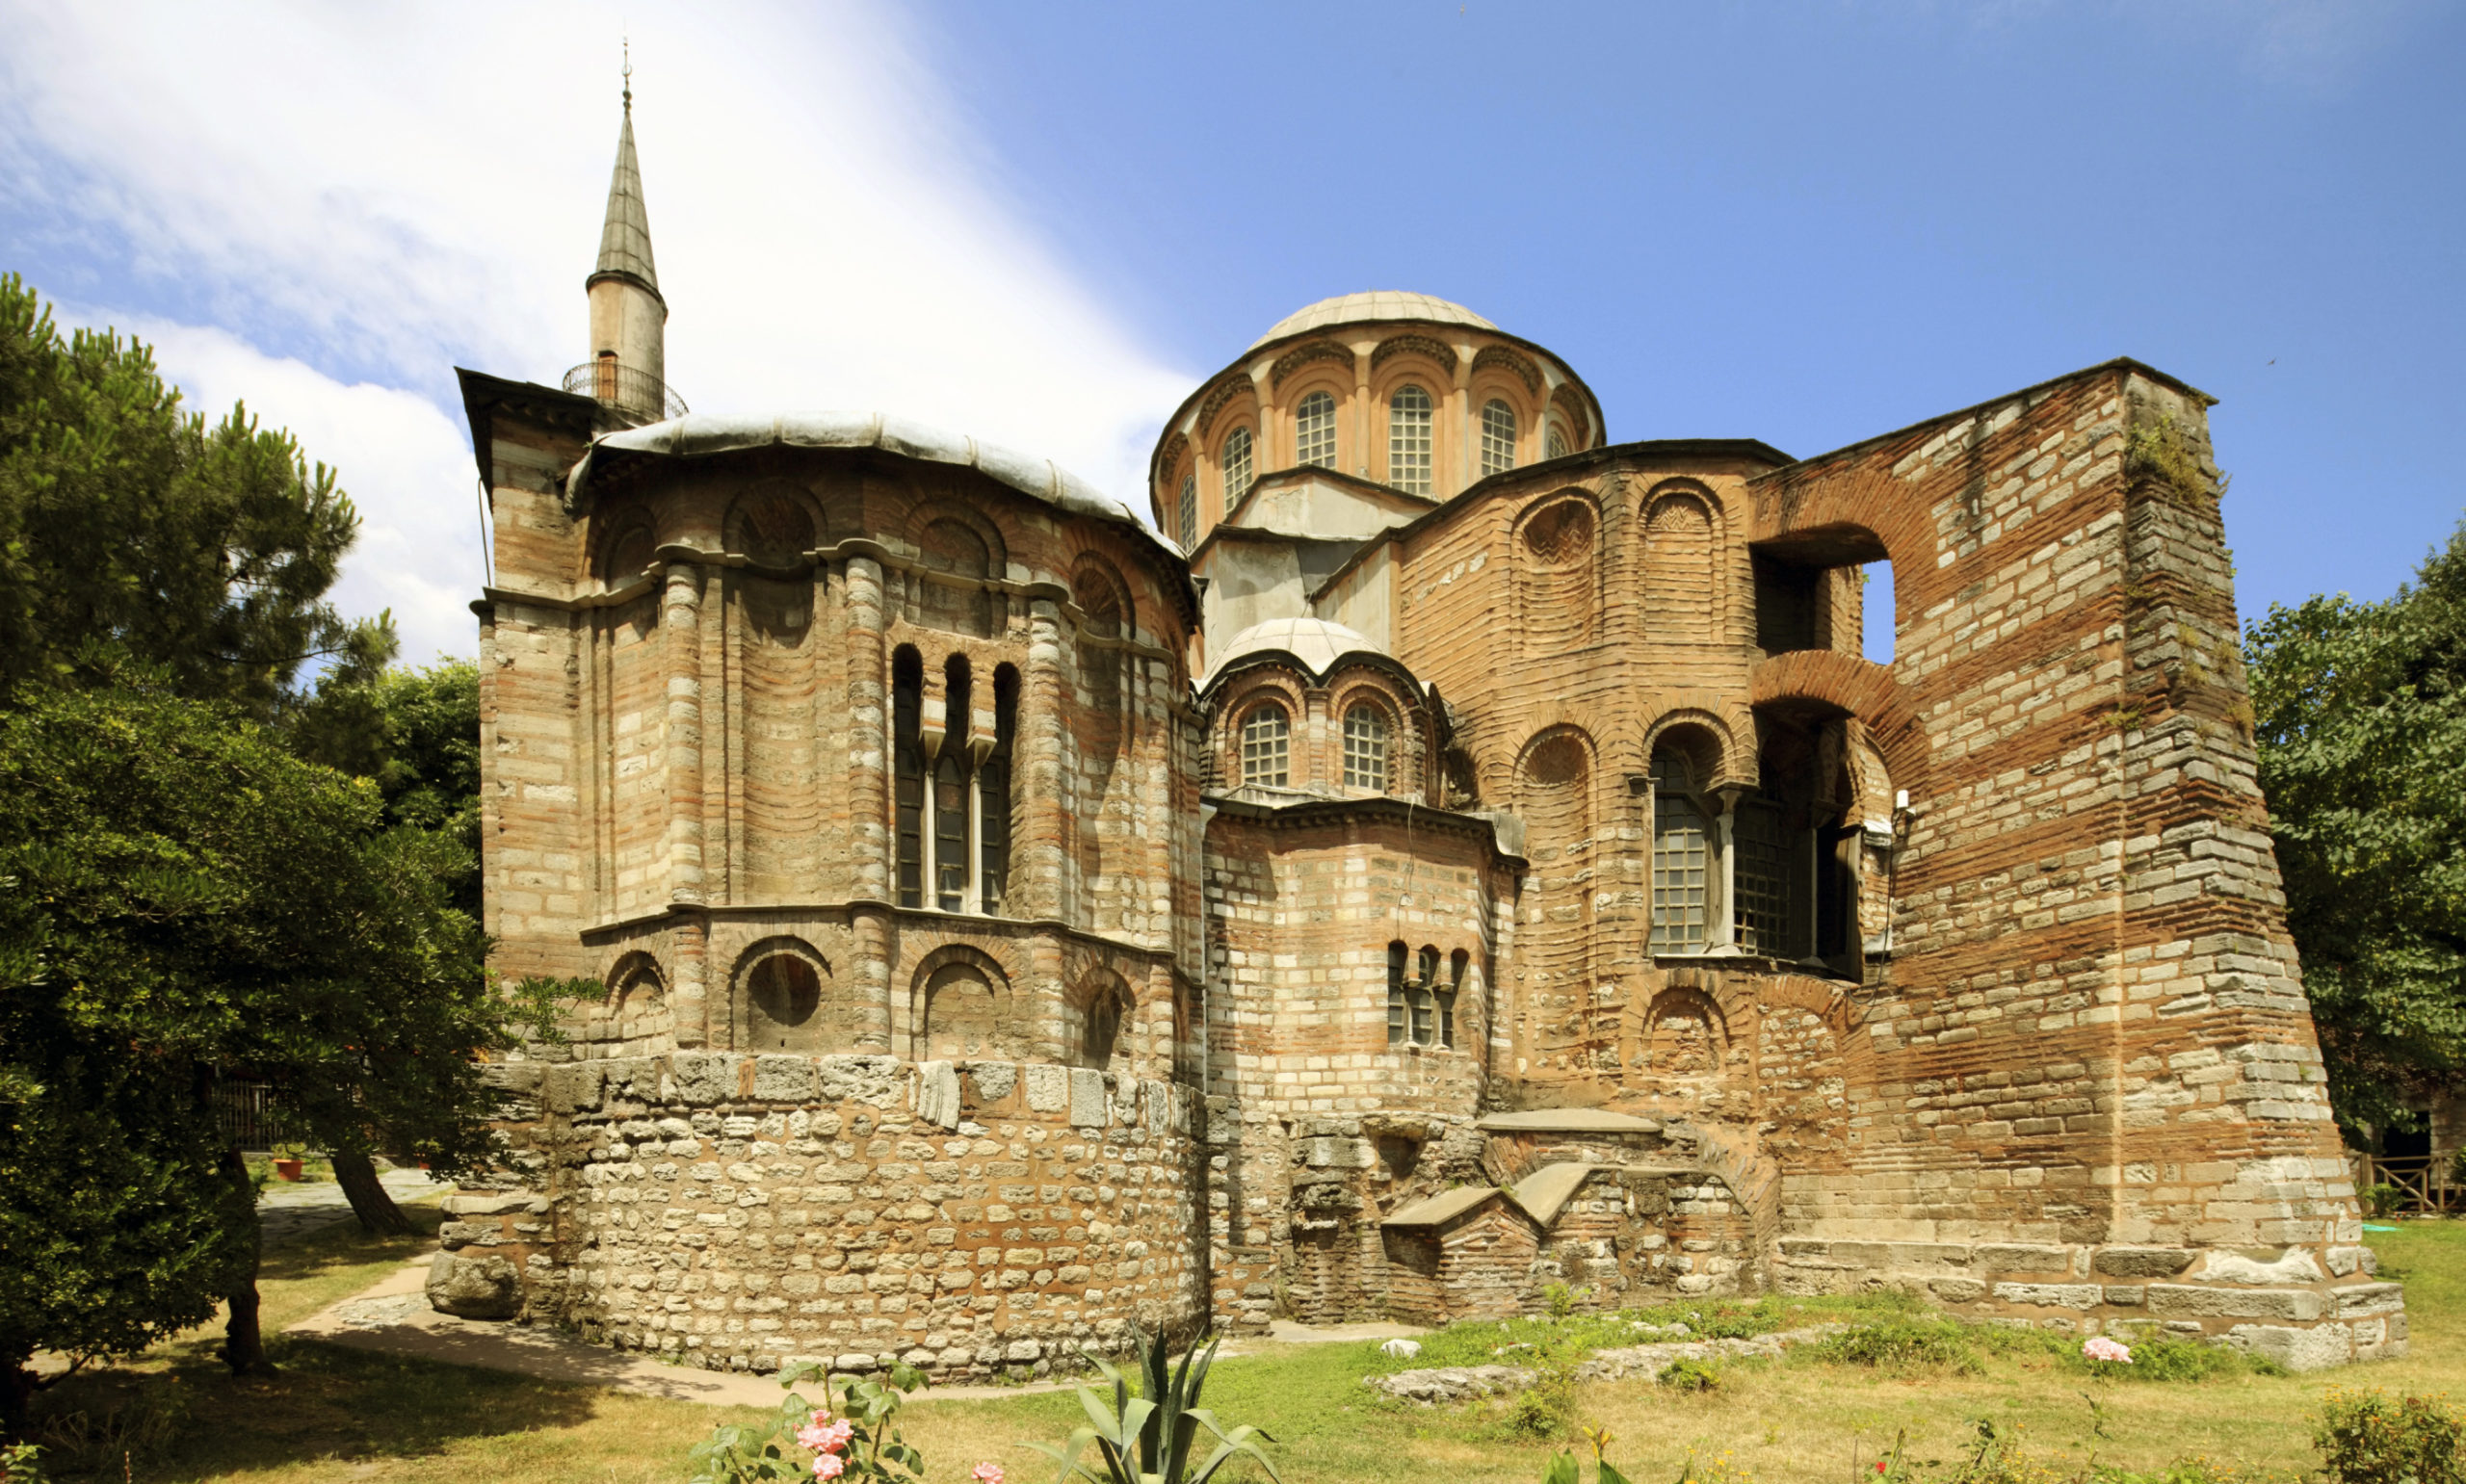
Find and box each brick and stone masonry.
[443,122,2394,1374]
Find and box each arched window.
[1386,941,1455,1049]
[1733,794,1793,956]
[1342,702,1389,792]
[1076,978,1129,1071]
[1239,702,1290,787]
[1220,427,1253,508]
[1386,941,1408,1046]
[1388,385,1432,494]
[1177,471,1197,545]
[979,664,1016,914]
[1545,424,1572,461]
[893,647,925,909]
[1650,745,1711,953]
[747,952,822,1050]
[1480,399,1517,478]
[1296,391,1337,469]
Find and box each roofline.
[1202,791,1524,864]
[1758,357,2216,486]
[1144,318,1613,521]
[1187,463,1433,565]
[1304,437,1797,604]
[455,366,605,484]
[1197,642,1423,699]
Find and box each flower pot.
[273,1158,304,1182]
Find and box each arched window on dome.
[1545,424,1572,461]
[1239,701,1290,787]
[1177,472,1196,546]
[1220,427,1254,509]
[1342,702,1389,792]
[893,646,925,909]
[1388,385,1432,495]
[1296,391,1337,469]
[1481,400,1517,478]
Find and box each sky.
[2,1,2458,667]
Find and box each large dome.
[1248,291,1497,351]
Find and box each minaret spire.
[579,40,676,423]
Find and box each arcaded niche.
[440,98,2393,1376]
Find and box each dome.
[1208,616,1387,683]
[1248,291,1497,351]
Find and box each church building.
[432,90,2402,1375]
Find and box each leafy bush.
[1808,1318,1982,1375]
[1655,1358,1719,1393]
[2314,1388,2465,1484]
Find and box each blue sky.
[3,1,2458,664]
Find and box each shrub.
[1030,1327,1278,1484]
[1655,1357,1719,1393]
[2314,1388,2465,1484]
[1809,1319,1981,1375]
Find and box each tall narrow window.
[1296,391,1337,469]
[1386,941,1407,1046]
[1480,400,1517,477]
[893,648,925,909]
[1441,950,1467,1050]
[1239,702,1289,787]
[1220,427,1253,508]
[1342,703,1389,792]
[1544,425,1571,461]
[979,664,1017,914]
[1733,796,1789,955]
[1177,472,1197,546]
[1387,385,1432,494]
[1412,945,1439,1045]
[1650,748,1709,953]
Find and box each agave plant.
[1028,1327,1279,1484]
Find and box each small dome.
[1249,291,1497,351]
[1209,616,1386,683]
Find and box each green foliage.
[0,273,392,717]
[292,657,481,917]
[2246,517,2466,1133]
[1028,1327,1279,1484]
[688,1360,928,1484]
[1806,1318,1981,1375]
[0,681,502,1422]
[2366,1183,2409,1218]
[0,1441,46,1483]
[1653,1357,1718,1393]
[2313,1387,2465,1484]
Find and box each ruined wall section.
[1749,362,2391,1367]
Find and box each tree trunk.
[0,1352,34,1445]
[216,1145,275,1377]
[329,1148,411,1236]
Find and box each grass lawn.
[23,1221,2466,1483]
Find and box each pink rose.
[814,1456,846,1480]
[2081,1337,2134,1365]
[974,1465,1007,1484]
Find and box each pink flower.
[818,1420,855,1453]
[2082,1337,2134,1365]
[813,1456,846,1480]
[974,1465,1006,1484]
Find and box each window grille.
[1545,425,1572,461]
[1388,385,1432,494]
[1481,399,1517,477]
[932,753,969,912]
[1650,784,1710,952]
[1177,472,1196,545]
[894,652,924,908]
[1240,702,1289,787]
[1386,942,1408,1046]
[1733,797,1790,955]
[1221,427,1253,508]
[1411,945,1438,1044]
[1296,391,1337,469]
[1342,703,1389,791]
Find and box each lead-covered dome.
[1248,291,1497,350]
[1207,616,1386,683]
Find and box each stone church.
[433,92,2401,1374]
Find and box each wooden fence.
[2352,1153,2462,1215]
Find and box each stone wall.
[485,1050,1204,1378]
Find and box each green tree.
[0,272,392,713]
[0,678,517,1433]
[2247,518,2466,1136]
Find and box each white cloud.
[0,0,1195,660]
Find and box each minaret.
[584,44,672,422]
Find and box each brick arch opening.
[731,937,848,1054]
[908,945,1022,1062]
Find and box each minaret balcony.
[564,361,688,425]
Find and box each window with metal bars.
[1733,797,1791,955]
[1545,425,1571,461]
[1480,399,1517,477]
[1386,942,1408,1046]
[1239,702,1289,787]
[893,648,924,908]
[1650,750,1710,953]
[1388,385,1432,494]
[1177,472,1196,545]
[1342,703,1388,791]
[977,664,1016,914]
[1220,426,1253,508]
[1296,391,1337,468]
